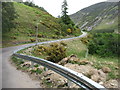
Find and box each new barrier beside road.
[13,32,106,90]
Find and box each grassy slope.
[92,17,118,33]
[70,2,118,33]
[2,2,62,47]
[19,38,118,80]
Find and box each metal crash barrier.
[13,32,106,90]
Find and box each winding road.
[1,45,41,89]
[1,32,87,89]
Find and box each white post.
[45,67,48,71]
[67,79,74,88]
[85,48,88,58]
[30,61,34,68]
[36,23,38,45]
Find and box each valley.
[1,1,119,89]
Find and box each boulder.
[58,54,80,65]
[79,59,90,65]
[37,66,44,70]
[98,69,106,82]
[91,74,100,82]
[58,57,69,65]
[102,67,111,73]
[69,54,77,58]
[21,61,32,68]
[104,80,118,88]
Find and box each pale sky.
[23,0,107,17]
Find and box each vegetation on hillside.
[16,37,119,81]
[2,2,17,33]
[88,33,119,57]
[10,1,119,88]
[58,0,81,36]
[22,1,47,12]
[70,2,118,33]
[32,42,67,63]
[2,2,81,47]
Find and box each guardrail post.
[30,61,34,68]
[67,79,74,88]
[85,48,88,58]
[45,67,48,71]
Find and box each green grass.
[2,37,57,48]
[87,54,118,80]
[2,2,81,48]
[66,39,118,80]
[92,17,118,33]
[43,79,54,88]
[66,39,87,59]
[70,2,118,34]
[2,2,62,47]
[18,37,119,80]
[11,56,43,74]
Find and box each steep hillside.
[2,2,63,47]
[70,2,118,33]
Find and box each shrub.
[33,42,67,63]
[52,35,58,39]
[46,43,67,63]
[11,36,17,39]
[88,33,120,57]
[60,41,67,46]
[80,37,89,45]
[54,29,60,35]
[66,28,72,34]
[30,38,36,42]
[38,34,43,38]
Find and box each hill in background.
[3,2,79,47]
[70,2,119,33]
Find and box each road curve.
[1,32,87,89]
[1,46,41,88]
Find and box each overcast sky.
[23,0,109,17]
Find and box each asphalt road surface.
[1,45,41,89]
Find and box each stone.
[46,77,51,81]
[69,54,77,58]
[58,57,69,65]
[104,80,118,88]
[89,69,98,76]
[88,61,94,65]
[21,61,32,67]
[42,70,67,87]
[91,74,100,82]
[37,66,44,70]
[79,60,89,65]
[98,69,106,82]
[102,67,111,73]
[99,82,104,85]
[69,57,79,62]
